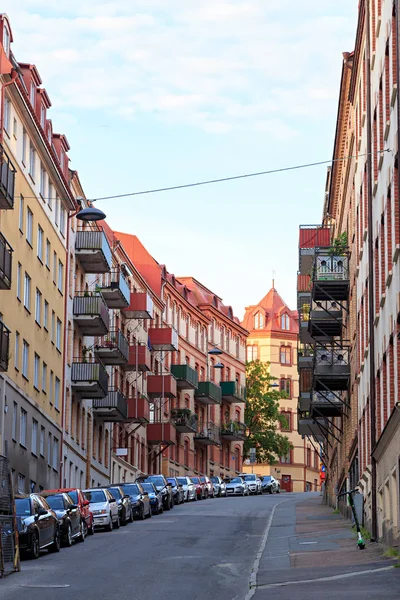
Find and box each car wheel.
[159,503,164,514]
[139,505,145,520]
[105,514,113,531]
[88,520,95,535]
[77,520,86,543]
[276,488,280,494]
[114,515,120,529]
[64,523,73,547]
[30,531,40,559]
[269,489,273,494]
[146,505,152,519]
[121,509,127,526]
[49,527,61,553]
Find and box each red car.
[191,476,207,499]
[200,476,215,498]
[43,488,94,536]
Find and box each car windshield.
[177,478,187,486]
[210,477,219,483]
[146,476,165,488]
[230,478,242,484]
[141,483,155,493]
[191,477,200,484]
[263,476,272,482]
[15,498,31,516]
[67,491,78,503]
[108,487,122,500]
[121,484,140,496]
[45,495,65,510]
[243,475,256,481]
[199,477,206,482]
[167,478,177,486]
[85,490,106,503]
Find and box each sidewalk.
[254,494,399,599]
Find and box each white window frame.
[3,96,10,134]
[3,25,10,56]
[51,311,55,344]
[48,182,53,210]
[24,273,31,311]
[39,164,46,198]
[22,340,29,379]
[34,353,40,389]
[55,377,60,410]
[32,419,38,455]
[53,437,59,470]
[47,433,52,466]
[29,144,36,180]
[42,362,47,393]
[19,195,24,232]
[40,104,46,128]
[14,331,20,370]
[12,402,17,440]
[49,370,53,404]
[17,263,21,300]
[26,207,33,246]
[37,225,43,262]
[22,128,27,165]
[44,300,49,330]
[35,288,42,324]
[45,239,51,269]
[56,318,62,351]
[58,260,63,293]
[30,83,36,108]
[40,426,45,457]
[20,408,27,447]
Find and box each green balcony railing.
[170,364,198,389]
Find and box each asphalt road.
[1,492,399,600]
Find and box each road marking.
[254,565,396,590]
[20,584,71,589]
[299,541,318,545]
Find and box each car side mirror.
[68,504,78,511]
[124,495,130,500]
[36,508,47,518]
[109,498,116,503]
[143,491,149,496]
[83,499,90,507]
[167,482,172,487]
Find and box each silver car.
[226,477,250,496]
[176,476,197,501]
[84,488,119,531]
[240,473,262,495]
[210,476,227,497]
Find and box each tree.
[244,360,292,464]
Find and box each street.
[1,493,399,600]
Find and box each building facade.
[242,285,320,492]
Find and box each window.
[45,239,51,269]
[37,225,43,261]
[40,104,46,128]
[17,263,21,300]
[56,318,62,351]
[55,196,60,226]
[53,437,59,470]
[53,251,57,284]
[29,143,36,180]
[280,378,291,396]
[34,353,40,389]
[12,402,17,440]
[3,25,10,56]
[281,314,290,331]
[280,346,291,365]
[246,345,258,362]
[58,260,64,293]
[22,340,29,379]
[280,451,291,464]
[49,370,54,404]
[3,96,10,134]
[35,289,42,324]
[281,411,292,431]
[30,83,36,108]
[19,195,24,232]
[24,273,31,311]
[254,311,264,329]
[40,426,45,456]
[55,377,60,410]
[48,183,53,210]
[42,362,47,393]
[44,300,49,330]
[31,420,38,455]
[60,207,66,238]
[17,474,25,494]
[39,164,46,198]
[51,311,55,344]
[47,433,52,466]
[14,332,20,370]
[20,408,27,447]
[26,208,33,245]
[22,128,27,165]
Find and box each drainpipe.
[365,0,378,542]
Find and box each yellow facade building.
[242,285,320,492]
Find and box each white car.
[240,473,262,495]
[84,488,119,531]
[176,476,197,501]
[226,477,250,496]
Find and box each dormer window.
[254,311,264,329]
[30,83,36,109]
[60,151,64,170]
[40,104,46,128]
[3,25,10,57]
[281,314,290,331]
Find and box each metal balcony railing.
[0,144,16,209]
[170,409,198,432]
[170,364,199,389]
[75,228,112,273]
[195,421,220,444]
[73,293,110,323]
[71,360,108,394]
[95,328,129,363]
[0,232,12,290]
[92,388,128,421]
[220,421,246,440]
[0,320,10,372]
[100,268,130,307]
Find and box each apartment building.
[242,285,320,492]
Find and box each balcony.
[124,345,152,372]
[312,251,349,301]
[314,345,350,391]
[298,297,313,345]
[121,291,153,319]
[310,391,344,418]
[170,408,198,433]
[298,417,327,441]
[99,269,130,309]
[147,422,176,446]
[220,421,246,442]
[126,395,151,424]
[170,364,198,390]
[194,422,220,446]
[297,344,314,369]
[75,228,112,273]
[0,232,12,290]
[309,300,343,338]
[94,329,128,365]
[71,360,108,398]
[298,393,311,412]
[194,381,222,406]
[73,293,109,336]
[147,374,177,399]
[0,144,16,209]
[299,368,313,394]
[0,320,10,372]
[93,388,128,422]
[148,327,178,351]
[220,381,246,404]
[298,225,330,275]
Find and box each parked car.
[107,486,133,525]
[166,477,185,504]
[210,476,227,497]
[84,488,119,531]
[116,482,152,520]
[141,482,163,514]
[261,475,280,494]
[191,476,207,499]
[138,475,174,510]
[43,488,94,536]
[15,494,61,559]
[176,476,197,501]
[199,475,214,498]
[240,473,262,495]
[42,492,84,546]
[226,477,250,496]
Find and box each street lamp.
[76,205,106,222]
[214,362,224,369]
[208,347,223,356]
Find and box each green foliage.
[244,360,292,465]
[383,547,400,558]
[329,232,348,256]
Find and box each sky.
[5,0,358,319]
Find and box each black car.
[15,494,61,559]
[166,477,185,504]
[42,492,84,546]
[115,482,152,520]
[140,482,163,515]
[107,486,133,525]
[138,475,174,511]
